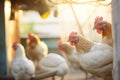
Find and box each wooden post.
[112,0,120,80]
[0,0,7,75]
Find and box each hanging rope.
[69,2,84,36]
[48,0,111,6]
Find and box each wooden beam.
[31,71,57,80]
[112,0,120,80]
[0,0,7,75]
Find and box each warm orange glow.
[5,0,11,18]
[77,0,95,2]
[74,0,112,4]
[5,1,13,74]
[18,10,23,16]
[106,0,112,3]
[58,0,111,42]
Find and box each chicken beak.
[67,39,75,46]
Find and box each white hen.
[38,53,69,80]
[57,40,95,80]
[69,32,113,80]
[78,43,113,78]
[26,33,48,73]
[57,40,82,70]
[11,43,35,80]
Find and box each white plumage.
[57,40,94,80]
[27,41,48,61]
[57,40,82,70]
[78,43,113,77]
[26,33,48,62]
[11,43,35,80]
[65,48,81,69]
[39,41,48,56]
[38,53,69,79]
[69,32,113,80]
[26,33,48,73]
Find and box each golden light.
[106,0,112,3]
[5,1,12,74]
[18,10,23,17]
[58,0,111,41]
[76,0,112,3]
[77,0,95,2]
[4,0,11,17]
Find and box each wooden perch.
[69,2,84,36]
[0,71,57,80]
[30,70,57,80]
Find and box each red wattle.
[70,42,74,46]
[59,49,64,52]
[96,29,102,34]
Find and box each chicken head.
[12,42,19,51]
[27,33,40,45]
[69,32,79,46]
[57,40,64,52]
[93,16,107,34]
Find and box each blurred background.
[1,0,112,79]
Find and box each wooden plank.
[112,0,120,80]
[0,0,7,75]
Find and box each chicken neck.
[102,22,112,40]
[75,36,95,53]
[102,22,112,46]
[64,45,74,55]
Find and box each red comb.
[94,16,103,27]
[12,42,19,50]
[28,33,34,39]
[57,40,64,52]
[12,42,18,47]
[69,31,78,38]
[28,33,32,37]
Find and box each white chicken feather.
[29,41,48,61]
[26,33,48,62]
[78,43,113,72]
[11,43,35,80]
[69,32,113,80]
[26,33,48,73]
[38,53,69,80]
[39,41,48,56]
[76,43,113,80]
[57,40,94,80]
[57,40,82,69]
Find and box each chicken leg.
[52,76,55,80]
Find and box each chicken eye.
[72,36,75,39]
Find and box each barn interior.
[1,0,119,80]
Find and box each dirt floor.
[42,68,104,80]
[0,68,104,80]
